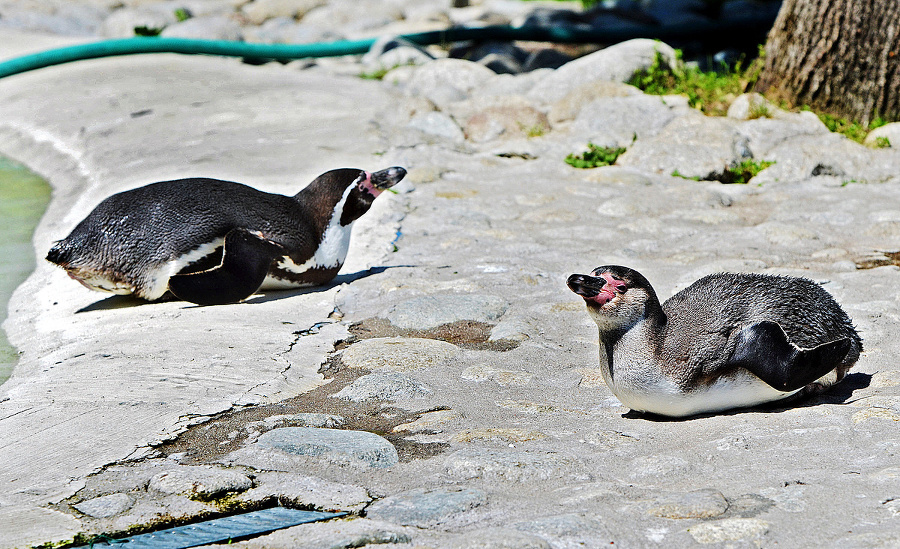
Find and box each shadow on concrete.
[75,265,415,311]
[623,372,873,422]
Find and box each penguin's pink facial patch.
[590,273,627,306]
[357,171,382,197]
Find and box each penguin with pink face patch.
[47,167,406,305]
[568,265,861,417]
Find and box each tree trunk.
[754,0,900,125]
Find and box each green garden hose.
[0,17,775,80]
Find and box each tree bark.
[754,0,900,124]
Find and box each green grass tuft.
[565,143,626,168]
[672,159,774,184]
[627,49,746,116]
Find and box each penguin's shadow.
[623,372,873,422]
[75,266,408,312]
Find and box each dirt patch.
[155,318,514,467]
[340,317,520,351]
[855,250,900,269]
[156,354,449,466]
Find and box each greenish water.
[0,155,51,386]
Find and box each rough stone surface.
[235,471,371,512]
[72,493,133,518]
[646,489,729,519]
[386,294,509,329]
[330,371,433,401]
[340,337,459,372]
[253,428,399,468]
[527,39,679,103]
[366,486,487,527]
[147,466,253,499]
[687,518,770,544]
[448,527,552,549]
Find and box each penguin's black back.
[48,178,320,274]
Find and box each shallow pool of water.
[0,155,51,385]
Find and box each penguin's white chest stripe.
[260,184,354,290]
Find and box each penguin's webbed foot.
[728,321,852,392]
[168,228,283,306]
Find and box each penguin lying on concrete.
[47,167,406,305]
[567,265,862,418]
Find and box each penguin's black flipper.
[168,228,283,305]
[727,321,852,392]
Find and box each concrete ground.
[1,28,899,549]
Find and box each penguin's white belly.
[613,372,799,418]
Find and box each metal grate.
[73,507,346,549]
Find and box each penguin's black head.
[301,167,406,227]
[338,166,406,225]
[568,265,661,331]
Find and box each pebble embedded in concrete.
[330,371,433,402]
[366,486,487,527]
[253,427,399,468]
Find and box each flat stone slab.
[147,466,253,499]
[366,486,487,527]
[72,493,133,519]
[386,294,509,330]
[340,337,460,372]
[330,371,433,402]
[254,428,399,469]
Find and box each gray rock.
[241,0,326,25]
[147,466,253,499]
[549,80,642,123]
[687,518,769,544]
[617,113,747,179]
[404,58,496,107]
[387,294,509,329]
[647,489,729,519]
[366,486,487,527]
[330,371,433,402]
[160,15,243,41]
[513,513,614,546]
[727,92,776,120]
[448,527,551,549]
[464,105,550,142]
[528,39,680,104]
[340,337,459,372]
[444,448,581,482]
[408,112,465,143]
[864,122,900,148]
[0,4,107,36]
[570,93,679,148]
[101,7,175,38]
[254,427,399,468]
[235,471,371,512]
[734,109,829,159]
[73,493,133,518]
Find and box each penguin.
[567,265,862,418]
[47,166,407,305]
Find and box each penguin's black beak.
[567,274,604,298]
[371,166,407,190]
